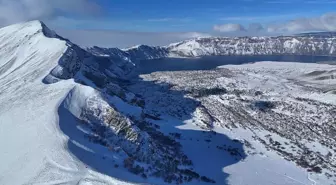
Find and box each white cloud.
[213,23,265,33]
[267,13,336,33]
[215,12,336,35]
[0,0,100,26]
[220,13,302,22]
[55,28,212,48]
[213,23,246,32]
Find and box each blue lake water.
[138,55,336,74]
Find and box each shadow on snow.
[55,57,254,184]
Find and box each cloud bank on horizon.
[214,13,336,34]
[0,0,335,47]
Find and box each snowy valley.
[0,21,336,185]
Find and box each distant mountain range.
[87,33,336,61]
[296,31,336,37]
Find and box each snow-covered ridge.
[0,20,217,184]
[87,44,169,62]
[167,36,336,57]
[0,20,68,84]
[89,34,336,59]
[0,20,76,185]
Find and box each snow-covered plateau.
[0,20,336,185]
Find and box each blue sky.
[56,0,336,32]
[0,0,334,47]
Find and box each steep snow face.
[0,21,70,109]
[0,20,67,83]
[0,20,215,185]
[0,21,73,184]
[0,21,136,185]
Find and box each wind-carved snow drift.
[0,21,77,185]
[0,20,336,185]
[0,21,65,82]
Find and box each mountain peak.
[39,21,58,38]
[0,20,57,38]
[0,20,71,83]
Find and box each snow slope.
[0,21,135,185]
[131,61,336,184]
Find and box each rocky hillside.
[38,21,217,184]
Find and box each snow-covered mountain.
[0,20,217,185]
[89,34,336,59]
[1,20,336,185]
[168,36,336,57]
